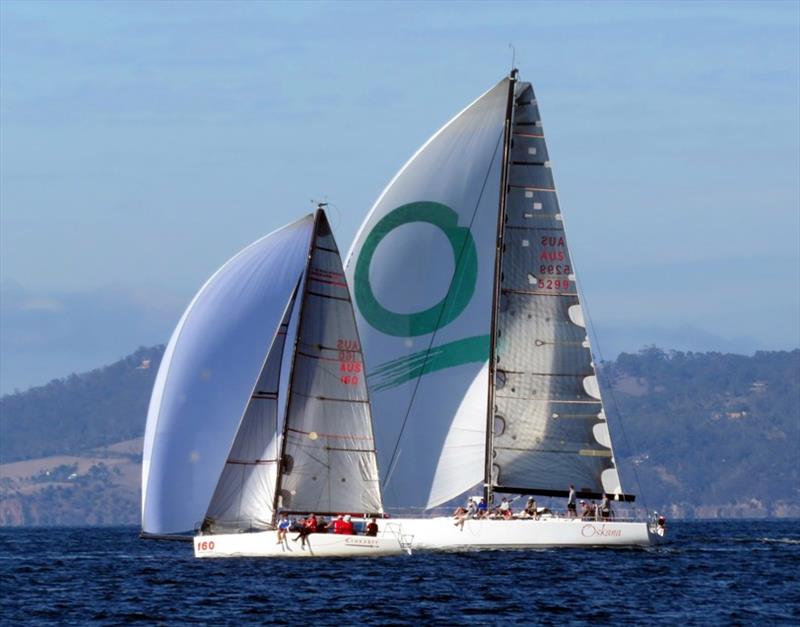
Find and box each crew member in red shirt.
[340,514,355,535]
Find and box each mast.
[271,208,321,525]
[484,69,518,505]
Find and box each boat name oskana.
[581,524,622,538]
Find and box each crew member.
[276,512,291,544]
[567,485,577,517]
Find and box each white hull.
[391,516,665,550]
[194,529,408,558]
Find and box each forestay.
[345,79,510,509]
[491,82,622,498]
[141,216,313,535]
[278,211,383,515]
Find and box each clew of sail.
[277,211,383,515]
[141,215,314,535]
[345,79,510,509]
[490,82,623,499]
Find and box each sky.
[1,0,798,393]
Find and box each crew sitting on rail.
[498,497,511,517]
[453,505,468,530]
[276,512,291,544]
[293,513,317,547]
[365,517,379,537]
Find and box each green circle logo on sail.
[354,201,478,337]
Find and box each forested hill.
[0,346,797,524]
[0,346,164,463]
[602,348,799,518]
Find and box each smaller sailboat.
[141,208,408,557]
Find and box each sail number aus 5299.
[538,279,570,290]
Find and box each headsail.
[202,284,299,530]
[491,81,623,500]
[142,215,313,535]
[277,210,383,515]
[345,79,510,508]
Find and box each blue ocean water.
[1,521,798,625]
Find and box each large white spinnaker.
[201,285,299,531]
[345,79,509,509]
[142,216,313,535]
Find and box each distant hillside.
[604,348,799,518]
[0,345,797,525]
[0,346,163,463]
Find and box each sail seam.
[306,290,351,302]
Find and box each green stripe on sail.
[369,335,490,391]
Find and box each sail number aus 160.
[196,541,215,551]
[338,339,361,386]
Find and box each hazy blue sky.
[1,0,798,393]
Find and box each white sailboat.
[345,70,666,549]
[141,208,408,557]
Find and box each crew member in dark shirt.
[365,517,379,537]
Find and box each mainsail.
[277,211,383,515]
[347,72,628,509]
[142,216,314,535]
[490,81,623,500]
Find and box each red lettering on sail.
[539,251,565,262]
[337,339,361,384]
